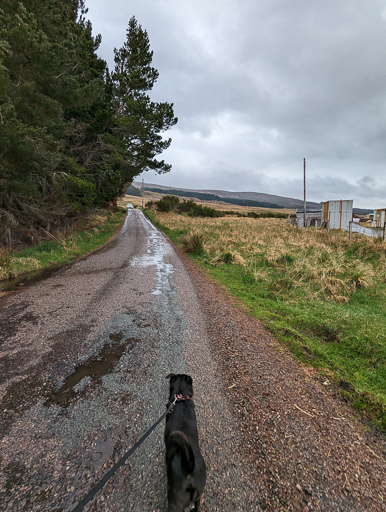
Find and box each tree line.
[143,186,283,209]
[0,0,177,247]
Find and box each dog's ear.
[166,373,176,380]
[184,375,193,385]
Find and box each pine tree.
[111,17,177,181]
[0,7,178,246]
[0,0,106,244]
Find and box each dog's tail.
[168,431,195,474]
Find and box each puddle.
[130,228,174,296]
[4,461,27,491]
[109,332,123,342]
[87,436,116,471]
[0,263,67,293]
[131,313,152,329]
[45,335,139,407]
[0,303,39,346]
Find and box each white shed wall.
[372,209,386,228]
[324,200,353,230]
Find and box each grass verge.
[148,211,386,430]
[0,208,126,281]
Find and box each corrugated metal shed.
[372,208,386,228]
[295,209,322,227]
[322,200,353,230]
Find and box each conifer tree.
[111,17,177,179]
[0,7,177,246]
[0,0,106,242]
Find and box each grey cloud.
[87,0,386,208]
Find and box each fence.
[349,222,385,240]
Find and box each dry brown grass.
[180,233,205,254]
[0,210,126,281]
[0,248,11,277]
[118,192,165,209]
[0,244,42,279]
[155,213,386,302]
[187,200,293,214]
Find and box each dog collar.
[168,394,192,413]
[173,394,191,402]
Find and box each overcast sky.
[87,0,386,208]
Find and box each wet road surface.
[0,210,259,511]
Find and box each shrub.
[247,211,288,219]
[176,199,197,213]
[156,195,180,212]
[211,251,234,264]
[181,233,204,254]
[154,196,224,217]
[187,204,224,217]
[210,251,247,266]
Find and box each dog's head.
[166,373,194,400]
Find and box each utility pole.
[141,178,144,209]
[303,157,306,228]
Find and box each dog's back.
[165,374,206,512]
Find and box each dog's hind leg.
[193,499,200,511]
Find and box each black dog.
[164,374,206,512]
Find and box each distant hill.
[132,182,372,214]
[133,182,320,209]
[352,208,373,215]
[142,187,285,209]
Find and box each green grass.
[1,209,126,280]
[152,215,386,430]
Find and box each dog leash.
[71,394,191,512]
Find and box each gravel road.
[0,210,384,511]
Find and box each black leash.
[71,395,187,512]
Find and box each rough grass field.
[0,209,126,282]
[149,212,386,429]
